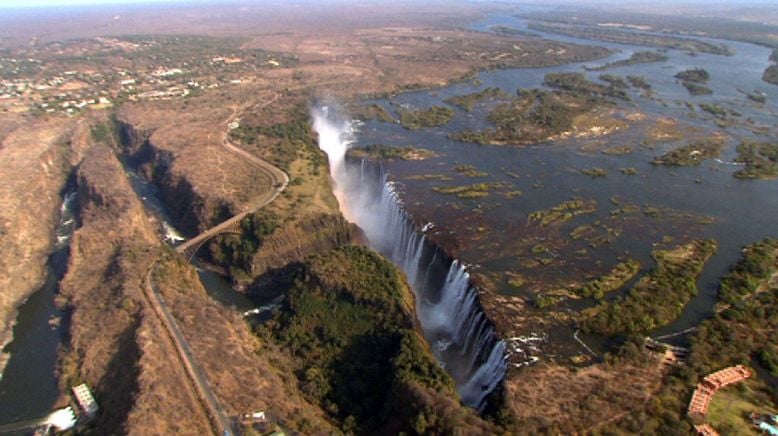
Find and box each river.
[350,10,778,356]
[0,190,76,428]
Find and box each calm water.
[352,11,778,352]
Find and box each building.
[694,423,719,436]
[72,384,99,418]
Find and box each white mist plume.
[312,108,506,410]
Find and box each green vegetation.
[454,164,487,177]
[619,167,638,175]
[627,75,651,90]
[734,141,778,179]
[230,102,322,172]
[582,239,717,334]
[652,139,724,166]
[675,68,710,83]
[432,182,507,199]
[674,68,713,95]
[121,34,294,70]
[444,87,510,112]
[208,210,280,276]
[264,246,475,432]
[398,106,454,130]
[345,144,437,161]
[490,26,540,37]
[451,73,628,145]
[699,103,737,118]
[675,68,713,95]
[528,199,596,226]
[451,89,596,145]
[534,294,562,309]
[747,90,767,103]
[681,82,713,96]
[574,259,641,300]
[580,167,607,177]
[764,48,778,86]
[763,64,778,86]
[686,239,778,377]
[718,238,778,306]
[351,103,395,123]
[598,74,628,89]
[544,72,629,100]
[90,119,116,144]
[527,22,733,55]
[589,51,668,71]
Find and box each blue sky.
[0,0,203,8]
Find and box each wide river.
[352,11,778,353]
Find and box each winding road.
[144,94,289,435]
[176,94,289,259]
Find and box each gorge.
[313,108,506,410]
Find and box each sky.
[0,0,204,8]
[0,0,774,9]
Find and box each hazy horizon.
[2,0,777,9]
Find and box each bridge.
[148,95,288,434]
[176,97,289,261]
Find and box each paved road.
[147,95,289,434]
[143,267,233,435]
[176,96,288,258]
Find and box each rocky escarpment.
[250,213,357,275]
[0,118,73,375]
[115,119,236,236]
[57,144,209,433]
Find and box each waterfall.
[313,107,506,410]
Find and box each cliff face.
[152,255,336,433]
[265,246,494,433]
[115,106,271,237]
[0,118,72,375]
[249,213,356,276]
[115,120,232,236]
[58,144,206,433]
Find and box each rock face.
[57,144,199,433]
[249,213,356,277]
[115,107,271,237]
[0,118,72,375]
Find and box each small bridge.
[175,112,289,261]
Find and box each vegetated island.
[651,137,725,166]
[450,72,626,145]
[432,182,509,199]
[443,87,510,112]
[398,105,454,130]
[581,238,717,334]
[527,21,734,56]
[734,140,778,179]
[763,49,778,86]
[574,259,641,300]
[346,144,438,161]
[490,25,540,38]
[627,75,651,90]
[350,103,395,123]
[528,198,597,226]
[675,68,713,95]
[587,50,668,71]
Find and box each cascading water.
[313,107,506,410]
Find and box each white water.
[46,407,76,431]
[313,108,506,410]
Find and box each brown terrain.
[0,116,75,374]
[0,1,627,433]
